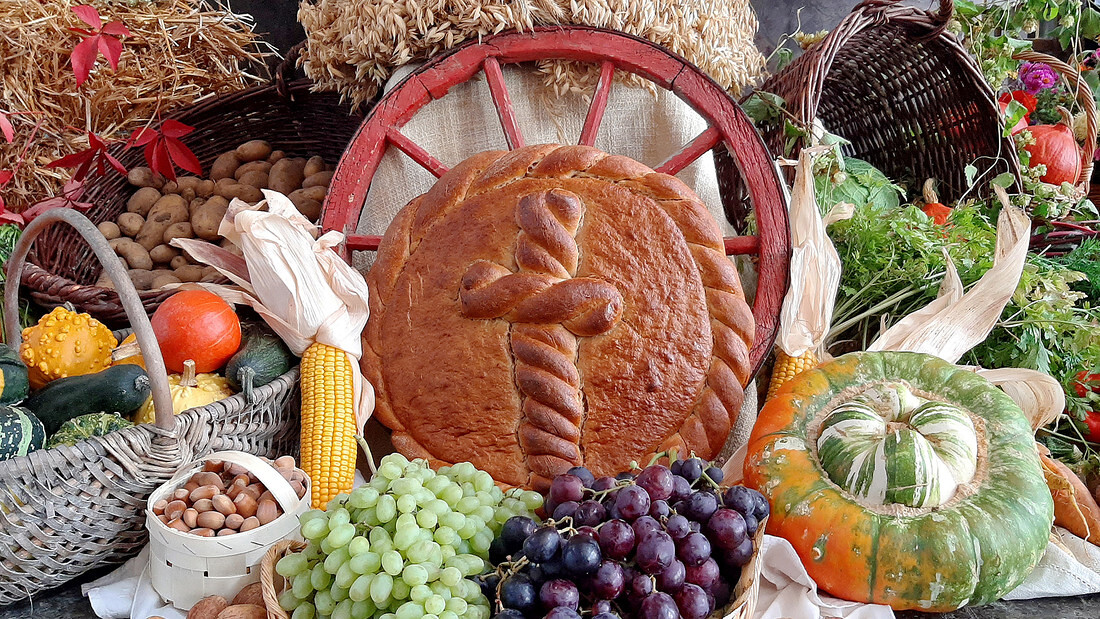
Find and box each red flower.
[128,120,202,182]
[46,131,127,182]
[69,5,130,86]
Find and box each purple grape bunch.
[483,459,770,618]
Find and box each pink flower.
[1019,61,1059,94]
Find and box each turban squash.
[744,351,1052,612]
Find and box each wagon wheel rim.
[322,26,790,379]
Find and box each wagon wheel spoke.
[387,128,450,178]
[724,235,759,256]
[655,126,721,175]
[483,57,525,150]
[579,61,616,147]
[345,234,382,252]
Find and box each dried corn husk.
[171,191,374,429]
[776,146,848,359]
[868,187,1030,363]
[976,368,1066,431]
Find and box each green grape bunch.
[276,454,544,619]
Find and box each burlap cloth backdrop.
[299,0,767,455]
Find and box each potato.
[137,195,189,250]
[117,213,144,237]
[302,170,334,189]
[234,161,272,181]
[236,140,272,163]
[237,170,268,189]
[292,198,322,221]
[201,269,224,283]
[214,605,267,619]
[230,582,265,607]
[303,155,326,177]
[191,199,230,241]
[290,186,326,204]
[268,158,306,195]
[127,166,164,189]
[187,595,229,619]
[210,151,242,181]
[197,179,215,198]
[180,187,196,203]
[128,269,156,291]
[151,271,182,289]
[214,183,262,203]
[163,222,194,246]
[127,187,162,216]
[267,150,286,164]
[94,273,115,290]
[189,197,206,217]
[174,265,206,283]
[108,238,128,251]
[115,240,153,270]
[174,177,202,194]
[220,238,244,258]
[149,244,178,264]
[97,221,121,240]
[162,181,178,194]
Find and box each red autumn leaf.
[69,6,129,85]
[20,179,91,224]
[0,170,12,186]
[0,112,13,144]
[46,131,127,182]
[128,120,201,181]
[72,4,102,29]
[0,201,25,227]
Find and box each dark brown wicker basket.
[21,48,366,327]
[719,0,1021,229]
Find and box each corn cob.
[767,349,818,401]
[300,342,358,508]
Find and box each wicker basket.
[0,208,301,606]
[20,45,366,327]
[258,519,767,618]
[722,0,1021,221]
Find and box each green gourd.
[225,329,296,395]
[0,344,29,405]
[24,365,151,434]
[0,405,45,460]
[47,412,134,449]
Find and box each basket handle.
[1012,50,1097,194]
[854,0,953,37]
[2,208,176,430]
[275,41,308,100]
[260,539,308,619]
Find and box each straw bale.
[297,0,766,109]
[0,0,270,211]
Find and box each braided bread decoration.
[364,144,754,489]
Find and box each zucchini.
[24,365,151,433]
[225,329,296,394]
[0,405,45,460]
[0,344,29,405]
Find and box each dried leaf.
[777,146,842,357]
[868,190,1030,363]
[976,367,1066,431]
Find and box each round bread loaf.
[363,144,755,490]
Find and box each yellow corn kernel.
[767,349,819,401]
[300,342,358,509]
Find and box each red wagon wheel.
[322,26,790,378]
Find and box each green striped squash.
[745,351,1053,612]
[0,405,45,461]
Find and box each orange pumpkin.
[920,179,951,225]
[1025,107,1083,186]
[150,290,241,373]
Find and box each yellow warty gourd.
[300,342,357,509]
[20,307,118,390]
[133,360,233,425]
[767,349,819,401]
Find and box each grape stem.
[354,434,378,477]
